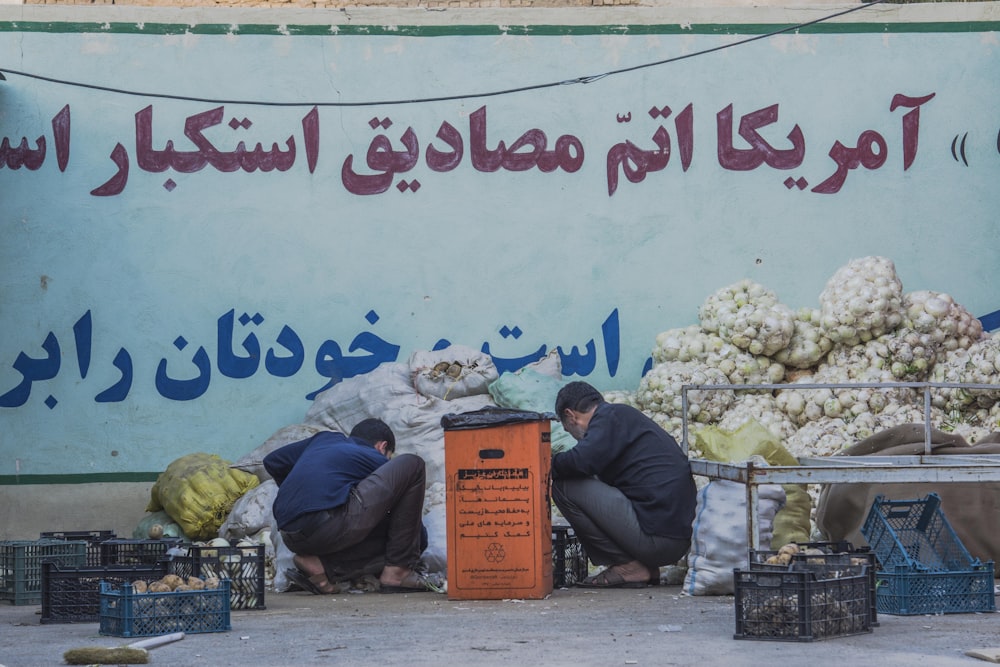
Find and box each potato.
[132,580,148,594]
[160,574,184,590]
[148,581,171,593]
[203,577,220,590]
[186,576,206,590]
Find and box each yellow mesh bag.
[146,452,260,540]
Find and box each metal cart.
[681,381,1000,549]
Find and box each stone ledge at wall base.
[0,483,155,542]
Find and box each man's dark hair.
[555,381,605,417]
[350,418,396,453]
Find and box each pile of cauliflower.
[608,256,998,460]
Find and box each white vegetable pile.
[611,256,998,459]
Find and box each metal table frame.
[680,381,1000,549]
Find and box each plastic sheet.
[440,406,555,431]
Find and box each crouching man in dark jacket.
[552,382,696,587]
[265,418,434,594]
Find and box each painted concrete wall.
[1,5,998,527]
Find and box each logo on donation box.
[454,467,535,588]
[484,543,506,563]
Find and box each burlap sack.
[815,424,1000,571]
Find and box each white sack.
[421,483,448,576]
[230,424,323,482]
[218,480,278,542]
[683,478,786,596]
[269,515,297,593]
[524,348,563,379]
[409,345,499,400]
[305,362,415,434]
[391,393,496,488]
[305,361,495,488]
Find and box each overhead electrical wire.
[0,0,887,108]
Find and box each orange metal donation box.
[444,413,553,600]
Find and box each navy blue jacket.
[264,430,388,530]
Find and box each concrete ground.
[1,584,998,667]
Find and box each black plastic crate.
[1,539,87,606]
[99,579,231,637]
[552,525,588,588]
[41,560,168,624]
[98,539,183,566]
[40,531,117,567]
[169,543,265,610]
[734,562,873,642]
[749,541,878,627]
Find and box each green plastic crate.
[1,539,87,605]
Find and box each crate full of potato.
[733,559,872,642]
[99,574,231,638]
[168,538,265,610]
[748,542,878,627]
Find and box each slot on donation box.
[443,408,554,600]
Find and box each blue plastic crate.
[861,493,978,572]
[1,539,87,605]
[875,562,995,615]
[99,579,231,637]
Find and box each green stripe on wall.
[0,473,161,485]
[0,21,997,37]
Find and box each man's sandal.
[576,567,651,589]
[378,570,443,594]
[285,568,337,595]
